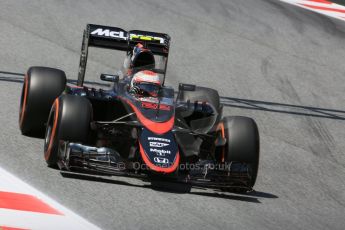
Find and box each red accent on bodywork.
[124,99,174,135]
[139,142,180,173]
[158,104,171,111]
[0,191,63,215]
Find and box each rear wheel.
[19,67,66,136]
[44,95,92,166]
[217,116,260,189]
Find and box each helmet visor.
[136,82,160,97]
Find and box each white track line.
[0,166,101,230]
[280,0,345,21]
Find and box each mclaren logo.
[91,28,165,44]
[91,28,127,39]
[149,142,169,148]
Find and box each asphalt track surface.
[0,0,345,229]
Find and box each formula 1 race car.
[19,24,260,193]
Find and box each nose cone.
[139,128,180,173]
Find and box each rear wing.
[77,24,170,86]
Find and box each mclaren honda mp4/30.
[19,24,260,193]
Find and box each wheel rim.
[44,98,59,161]
[44,109,55,153]
[19,75,28,127]
[45,125,52,148]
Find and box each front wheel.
[44,95,92,166]
[217,116,260,188]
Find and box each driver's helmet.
[130,70,161,97]
[130,43,155,68]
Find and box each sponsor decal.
[153,157,169,164]
[91,28,165,43]
[147,137,170,143]
[139,97,159,103]
[130,34,165,44]
[141,102,158,110]
[150,148,171,156]
[149,142,169,148]
[141,102,171,111]
[91,28,127,39]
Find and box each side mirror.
[179,83,196,91]
[100,74,119,83]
